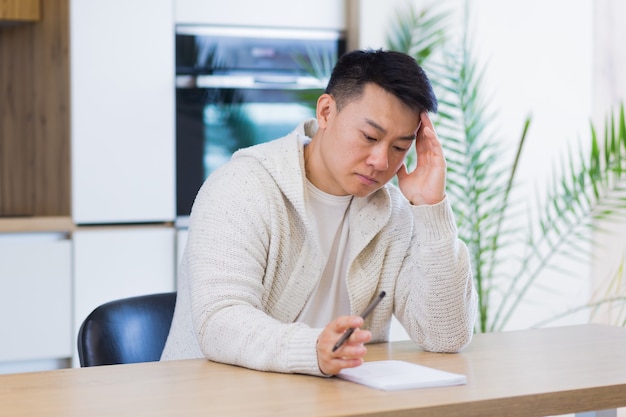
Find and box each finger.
[419,112,435,132]
[330,315,363,333]
[334,342,368,360]
[335,328,371,349]
[342,328,372,347]
[318,316,364,359]
[318,322,370,375]
[320,335,369,375]
[330,317,365,353]
[415,126,444,159]
[396,162,408,181]
[416,112,439,145]
[417,123,436,143]
[323,357,364,375]
[330,331,371,372]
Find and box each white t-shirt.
[296,180,353,328]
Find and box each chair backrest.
[77,292,176,367]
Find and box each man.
[161,49,477,376]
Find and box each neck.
[303,132,320,185]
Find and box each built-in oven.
[175,26,345,225]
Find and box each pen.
[332,291,386,352]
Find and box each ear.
[316,93,335,129]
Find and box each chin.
[350,185,383,198]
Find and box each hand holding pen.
[316,291,386,376]
[333,291,386,352]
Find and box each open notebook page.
[337,360,467,391]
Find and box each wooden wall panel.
[0,0,70,216]
[32,0,70,216]
[0,21,36,215]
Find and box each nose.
[366,144,389,171]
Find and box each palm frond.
[492,104,626,331]
[386,2,626,333]
[386,5,449,64]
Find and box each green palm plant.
[292,44,338,111]
[386,3,626,332]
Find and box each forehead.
[343,85,421,136]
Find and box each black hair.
[325,49,437,114]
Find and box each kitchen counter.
[0,216,74,234]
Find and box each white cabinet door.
[0,234,72,362]
[73,227,176,364]
[70,0,175,224]
[175,0,346,30]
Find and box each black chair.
[77,292,176,367]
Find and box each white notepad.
[337,360,467,391]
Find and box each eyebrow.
[365,118,417,141]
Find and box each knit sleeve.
[393,196,478,352]
[184,158,325,376]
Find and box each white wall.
[356,0,594,335]
[468,0,593,331]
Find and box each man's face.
[309,83,421,197]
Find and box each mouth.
[356,173,378,186]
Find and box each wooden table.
[2,324,625,417]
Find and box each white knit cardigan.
[161,119,477,376]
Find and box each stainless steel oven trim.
[175,25,343,41]
[175,74,328,90]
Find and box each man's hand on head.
[396,112,446,206]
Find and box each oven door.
[175,75,323,219]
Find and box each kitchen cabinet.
[175,0,346,30]
[0,234,72,363]
[0,0,70,217]
[72,227,175,365]
[2,0,175,222]
[0,0,40,23]
[70,0,175,224]
[0,0,178,373]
